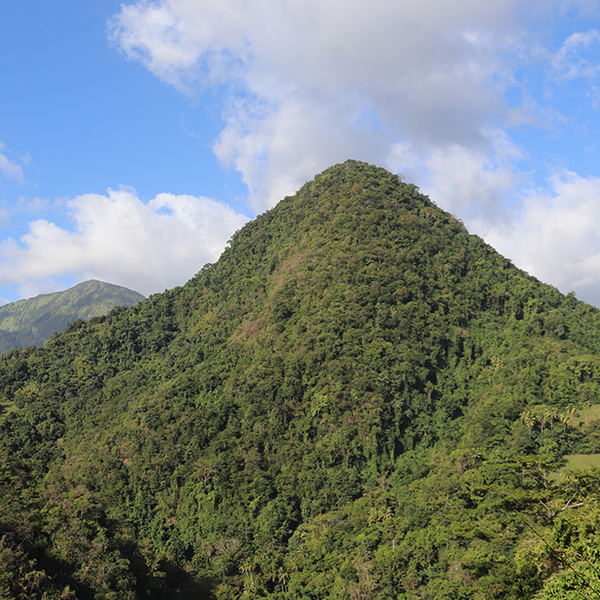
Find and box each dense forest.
[2,160,600,598]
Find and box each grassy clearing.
[551,453,600,482]
[549,406,600,480]
[562,454,600,471]
[572,404,600,426]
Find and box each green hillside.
[0,280,145,353]
[1,161,600,598]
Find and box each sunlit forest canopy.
[1,161,600,598]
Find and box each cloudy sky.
[2,1,600,306]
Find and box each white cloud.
[109,1,600,306]
[551,29,600,79]
[483,169,600,305]
[387,128,525,227]
[0,188,249,298]
[0,142,25,184]
[109,0,544,208]
[548,28,600,107]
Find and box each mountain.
[0,280,145,353]
[0,161,599,598]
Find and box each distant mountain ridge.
[0,280,144,353]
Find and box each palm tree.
[559,406,578,431]
[522,411,536,438]
[278,569,289,592]
[241,560,255,589]
[545,406,558,431]
[535,405,549,431]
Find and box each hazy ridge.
[0,280,145,354]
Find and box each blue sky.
[3,1,600,307]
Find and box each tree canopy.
[0,161,600,598]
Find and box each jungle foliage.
[1,161,600,598]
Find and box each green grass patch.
[563,454,600,471]
[550,453,600,482]
[572,404,600,426]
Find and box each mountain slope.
[0,161,599,598]
[0,280,145,353]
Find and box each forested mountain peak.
[1,161,600,598]
[0,279,145,354]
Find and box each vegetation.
[1,161,600,597]
[0,280,144,353]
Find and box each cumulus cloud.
[0,188,249,298]
[109,0,600,305]
[109,0,540,208]
[483,169,600,305]
[387,128,525,227]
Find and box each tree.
[522,411,536,439]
